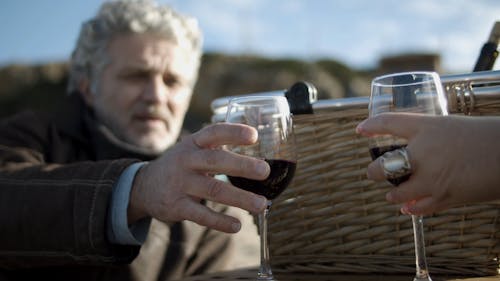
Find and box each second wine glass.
[225,95,297,281]
[368,71,448,281]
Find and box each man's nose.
[143,75,168,103]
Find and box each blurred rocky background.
[0,52,442,132]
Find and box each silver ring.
[380,147,412,180]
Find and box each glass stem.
[258,200,274,280]
[412,215,432,281]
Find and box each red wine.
[228,159,296,200]
[369,145,410,186]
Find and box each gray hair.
[67,0,203,94]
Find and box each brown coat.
[0,94,232,281]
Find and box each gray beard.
[96,122,165,158]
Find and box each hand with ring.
[356,112,500,215]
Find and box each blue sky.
[0,0,499,73]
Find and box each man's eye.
[122,73,149,81]
[163,76,180,87]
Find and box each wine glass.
[368,71,448,281]
[225,95,297,281]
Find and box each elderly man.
[0,1,268,280]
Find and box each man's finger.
[192,123,257,148]
[182,199,242,233]
[185,175,267,214]
[186,149,270,180]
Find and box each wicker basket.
[267,71,500,276]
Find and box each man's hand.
[128,123,270,233]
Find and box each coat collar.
[54,93,161,161]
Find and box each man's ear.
[78,78,94,107]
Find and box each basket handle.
[285,81,317,115]
[473,21,500,72]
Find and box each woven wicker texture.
[267,101,500,275]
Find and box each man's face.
[84,33,196,153]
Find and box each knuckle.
[243,157,258,172]
[377,114,392,128]
[203,124,219,138]
[203,150,218,167]
[237,158,248,173]
[233,158,252,178]
[206,179,225,200]
[191,208,209,225]
[168,208,183,222]
[166,199,185,221]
